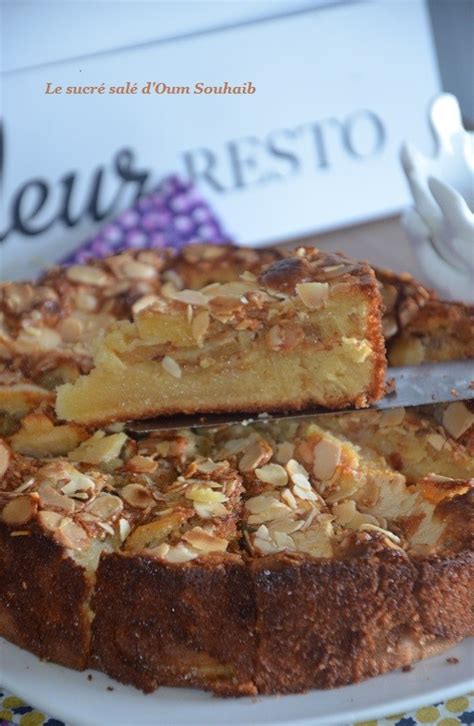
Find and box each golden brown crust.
[0,523,93,670]
[251,547,473,693]
[88,545,473,695]
[91,552,257,695]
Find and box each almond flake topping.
[191,310,210,345]
[122,260,157,280]
[0,442,10,478]
[161,543,199,563]
[66,265,109,287]
[162,355,182,379]
[255,463,288,487]
[359,523,402,544]
[275,441,295,464]
[68,431,127,465]
[37,510,63,531]
[296,281,329,308]
[60,470,96,496]
[312,438,342,481]
[119,517,131,542]
[379,407,406,428]
[58,317,84,343]
[193,501,228,518]
[426,433,446,451]
[126,455,158,473]
[132,294,160,315]
[121,484,155,509]
[442,402,474,440]
[185,485,228,504]
[86,493,123,519]
[182,526,228,553]
[1,496,37,526]
[169,289,209,307]
[239,439,273,472]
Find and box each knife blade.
[126,359,474,434]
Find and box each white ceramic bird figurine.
[400,93,474,302]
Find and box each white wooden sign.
[1,0,440,278]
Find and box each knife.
[126,359,474,433]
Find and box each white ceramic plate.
[1,637,473,726]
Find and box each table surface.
[1,687,473,726]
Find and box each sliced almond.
[332,499,357,526]
[286,459,309,480]
[275,441,295,465]
[273,531,296,550]
[162,543,199,563]
[239,439,273,472]
[442,402,474,440]
[426,433,446,451]
[268,517,304,535]
[182,526,228,553]
[191,310,210,345]
[56,519,89,550]
[17,327,62,351]
[312,438,341,481]
[296,281,329,308]
[86,493,123,519]
[119,517,131,542]
[126,455,158,473]
[292,483,318,502]
[0,441,10,478]
[4,283,34,313]
[38,483,76,513]
[195,459,226,475]
[169,289,209,307]
[60,470,96,497]
[246,497,291,523]
[58,317,84,343]
[253,536,280,555]
[379,407,406,428]
[246,493,282,514]
[68,431,127,465]
[132,294,160,315]
[193,501,228,518]
[121,483,155,509]
[37,510,64,531]
[122,260,157,280]
[185,485,228,504]
[359,523,401,544]
[1,496,37,525]
[281,487,298,509]
[255,463,288,488]
[66,264,109,287]
[162,356,182,379]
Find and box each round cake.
[0,245,472,696]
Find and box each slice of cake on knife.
[55,248,386,425]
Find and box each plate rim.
[2,638,474,726]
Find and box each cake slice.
[56,249,386,425]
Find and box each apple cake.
[0,406,472,695]
[55,248,386,424]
